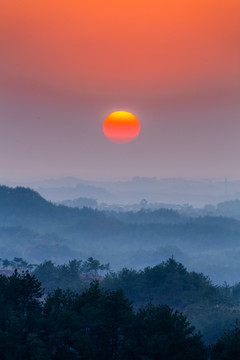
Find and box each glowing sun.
[102,111,141,144]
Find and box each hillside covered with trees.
[2,257,240,348]
[1,261,240,359]
[1,186,240,283]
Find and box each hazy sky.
[0,0,240,180]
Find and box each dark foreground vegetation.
[26,257,240,345]
[1,259,240,359]
[0,270,208,360]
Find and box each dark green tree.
[125,303,207,360]
[33,260,59,292]
[0,271,45,360]
[210,321,240,360]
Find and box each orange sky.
[1,0,240,99]
[0,0,240,180]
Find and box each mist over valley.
[1,179,240,285]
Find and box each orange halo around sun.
[102,111,141,144]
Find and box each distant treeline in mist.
[2,185,240,283]
[35,176,240,206]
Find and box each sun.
[102,111,141,144]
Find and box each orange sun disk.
[102,111,140,144]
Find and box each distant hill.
[37,183,113,202]
[60,197,98,209]
[0,185,119,233]
[0,186,121,262]
[5,176,240,205]
[1,185,240,283]
[217,200,240,219]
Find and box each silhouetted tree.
[125,303,207,360]
[210,321,240,360]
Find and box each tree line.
[3,257,240,349]
[0,269,224,360]
[0,270,240,359]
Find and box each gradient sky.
[0,0,240,180]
